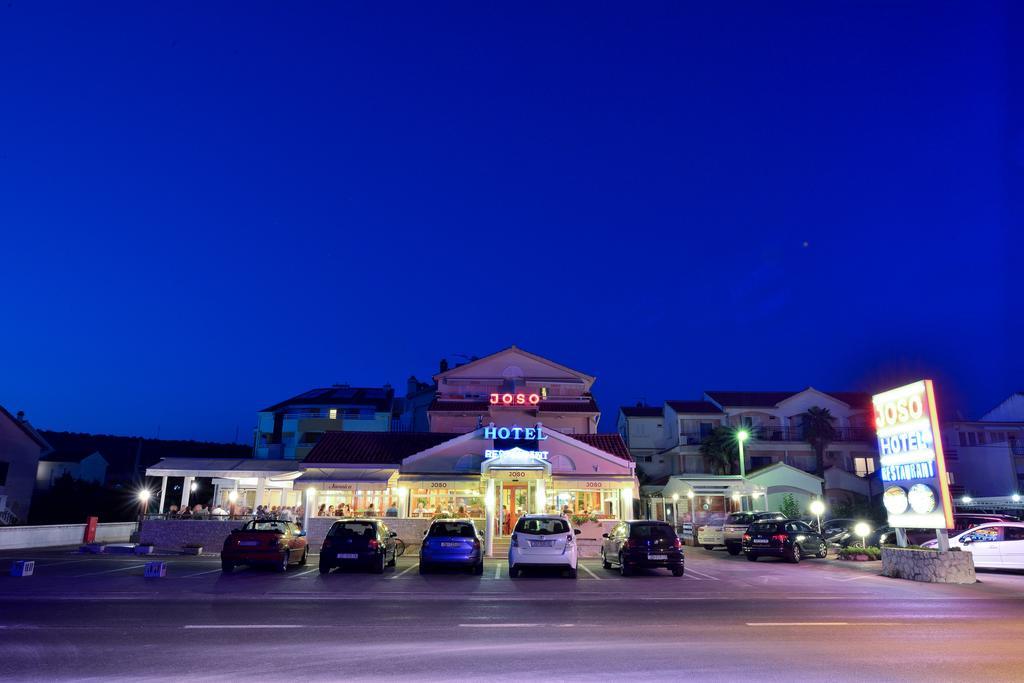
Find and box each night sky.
[2,3,1020,442]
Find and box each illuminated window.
[329,409,337,420]
[853,457,876,478]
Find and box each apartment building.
[943,393,1024,498]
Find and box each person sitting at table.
[327,505,336,517]
[456,505,466,517]
[414,502,425,517]
[366,503,376,517]
[385,501,399,517]
[317,504,326,517]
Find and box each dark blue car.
[419,519,484,575]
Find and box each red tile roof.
[666,400,722,414]
[538,398,599,413]
[573,433,633,462]
[620,406,664,417]
[304,432,461,465]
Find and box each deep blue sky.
[2,3,1020,442]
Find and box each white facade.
[943,393,1024,498]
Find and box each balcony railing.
[680,426,872,444]
[283,411,377,421]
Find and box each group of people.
[255,505,303,522]
[315,502,401,518]
[411,503,481,518]
[166,504,230,519]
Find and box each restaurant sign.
[872,380,954,530]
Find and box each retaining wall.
[881,547,976,584]
[0,522,137,550]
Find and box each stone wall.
[139,519,245,551]
[881,547,976,584]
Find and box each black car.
[319,519,399,574]
[601,520,684,576]
[820,518,858,543]
[742,520,827,563]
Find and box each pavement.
[1,545,1024,681]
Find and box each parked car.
[952,514,1020,534]
[742,519,827,563]
[921,522,1024,569]
[420,519,484,574]
[601,520,684,576]
[696,514,726,549]
[721,512,788,555]
[319,519,399,574]
[820,518,858,544]
[838,524,893,548]
[221,519,308,573]
[509,514,580,578]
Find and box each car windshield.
[329,522,376,537]
[516,517,569,535]
[750,522,782,534]
[242,521,287,533]
[429,522,476,538]
[630,523,676,540]
[726,513,754,525]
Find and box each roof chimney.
[439,358,449,373]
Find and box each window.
[977,432,987,445]
[699,422,714,438]
[629,523,676,540]
[428,521,477,538]
[853,457,876,478]
[329,521,377,537]
[968,432,977,446]
[0,460,8,486]
[1004,527,1024,542]
[963,526,1001,543]
[515,517,569,535]
[959,433,967,447]
[328,408,337,420]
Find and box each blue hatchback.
[419,519,484,575]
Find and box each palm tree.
[802,406,838,476]
[699,426,740,475]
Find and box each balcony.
[680,426,872,445]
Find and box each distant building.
[0,407,51,525]
[254,385,396,460]
[37,449,109,491]
[943,393,1024,498]
[619,389,881,508]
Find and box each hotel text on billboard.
[872,380,954,530]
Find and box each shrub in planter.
[838,546,881,561]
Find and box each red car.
[221,519,309,573]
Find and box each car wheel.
[619,554,631,577]
[703,545,715,550]
[221,560,234,573]
[387,551,397,568]
[601,551,612,570]
[418,562,429,575]
[473,562,484,576]
[816,542,827,559]
[278,551,290,572]
[373,553,385,574]
[298,548,308,566]
[727,545,741,556]
[746,553,758,562]
[509,564,519,578]
[787,545,801,564]
[318,561,331,575]
[672,566,685,577]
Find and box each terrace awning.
[146,458,303,481]
[294,467,397,491]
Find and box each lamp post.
[809,499,825,535]
[1013,493,1021,503]
[736,429,749,478]
[854,521,871,549]
[687,490,696,545]
[671,493,679,527]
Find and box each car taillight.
[624,538,637,549]
[368,539,379,550]
[565,534,574,544]
[322,538,332,548]
[771,534,788,543]
[742,533,751,542]
[672,537,682,549]
[511,533,519,547]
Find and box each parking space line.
[74,564,147,577]
[494,563,501,580]
[182,568,223,578]
[390,563,419,579]
[578,563,601,580]
[288,568,319,579]
[184,624,306,630]
[33,559,95,568]
[684,567,720,581]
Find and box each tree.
[699,426,740,475]
[779,493,800,519]
[802,406,839,476]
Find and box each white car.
[696,514,726,548]
[922,522,1024,569]
[508,514,579,578]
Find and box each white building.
[0,407,51,525]
[943,393,1024,499]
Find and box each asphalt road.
[2,547,1023,681]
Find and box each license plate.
[531,540,553,547]
[648,554,667,560]
[753,539,769,544]
[337,553,358,559]
[238,541,258,546]
[441,542,461,548]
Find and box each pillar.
[620,487,634,521]
[302,488,314,530]
[158,476,168,515]
[255,477,266,509]
[181,476,193,510]
[484,478,495,557]
[534,479,546,514]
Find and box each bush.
[838,546,881,560]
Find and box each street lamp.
[854,521,871,549]
[809,500,826,534]
[962,495,973,505]
[1013,493,1021,503]
[736,429,749,478]
[672,492,679,526]
[190,481,198,493]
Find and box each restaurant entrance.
[499,483,529,535]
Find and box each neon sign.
[484,449,549,460]
[490,393,541,406]
[482,425,548,441]
[872,380,953,530]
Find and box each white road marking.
[183,624,306,629]
[182,568,222,578]
[746,622,902,627]
[494,563,501,580]
[684,567,719,581]
[578,563,601,580]
[289,568,319,579]
[74,564,147,577]
[32,559,95,568]
[458,623,575,628]
[390,563,419,579]
[825,575,878,582]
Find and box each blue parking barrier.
[144,562,166,578]
[10,560,35,577]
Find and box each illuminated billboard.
[872,380,954,529]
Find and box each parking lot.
[3,546,1024,681]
